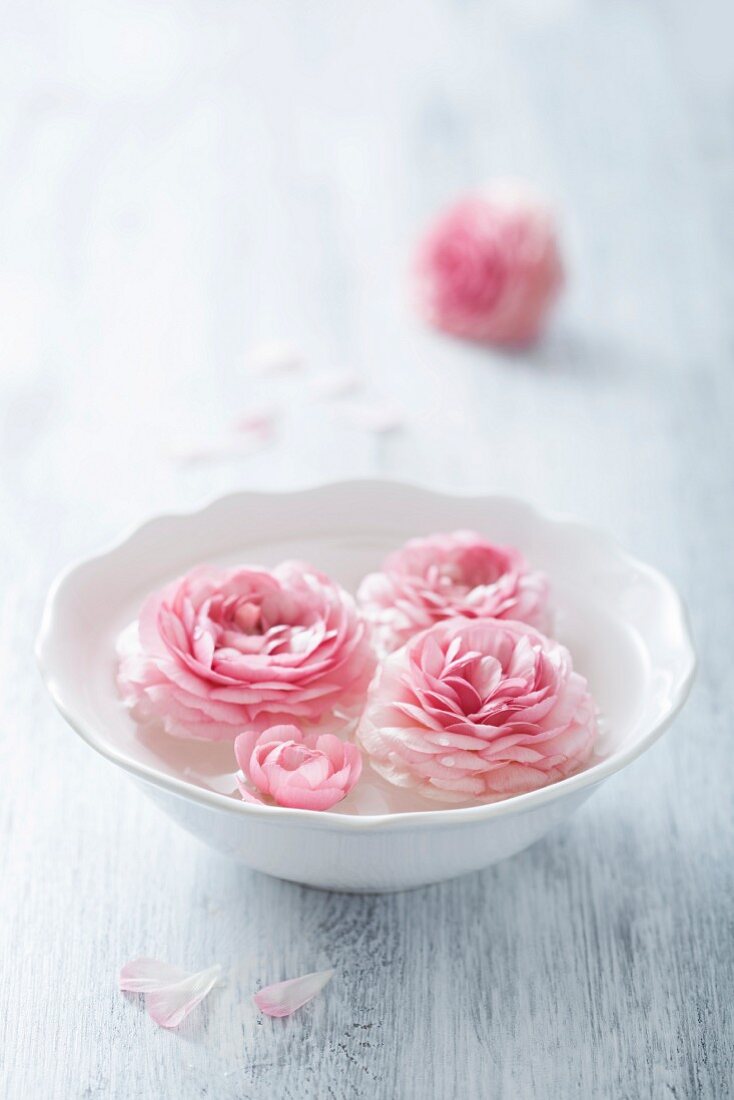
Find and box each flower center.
[427,563,467,593]
[278,743,321,772]
[233,600,262,634]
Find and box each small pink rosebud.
[235,724,362,811]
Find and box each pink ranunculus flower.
[357,530,550,654]
[357,618,597,803]
[413,182,563,347]
[234,724,362,811]
[117,561,376,741]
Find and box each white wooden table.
[2,2,732,1096]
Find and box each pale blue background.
[1,1,731,1096]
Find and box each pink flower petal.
[119,957,189,992]
[253,968,335,1017]
[119,958,223,1029]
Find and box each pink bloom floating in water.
[357,617,597,803]
[119,957,222,1028]
[235,724,362,811]
[117,561,376,741]
[413,182,563,347]
[358,530,550,654]
[254,968,335,1017]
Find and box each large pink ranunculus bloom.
[357,618,597,803]
[234,724,362,811]
[117,562,376,741]
[357,530,550,654]
[413,182,563,347]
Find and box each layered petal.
[119,957,188,993]
[146,965,222,1028]
[235,725,362,811]
[119,958,222,1029]
[357,617,597,802]
[117,561,376,741]
[358,530,550,652]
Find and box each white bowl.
[36,482,696,892]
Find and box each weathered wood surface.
[1,1,732,1096]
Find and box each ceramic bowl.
[36,482,695,892]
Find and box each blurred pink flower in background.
[413,181,563,347]
[117,562,376,741]
[235,724,362,810]
[358,529,550,653]
[357,617,597,803]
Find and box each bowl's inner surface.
[67,529,649,816]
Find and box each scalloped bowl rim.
[36,481,697,834]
